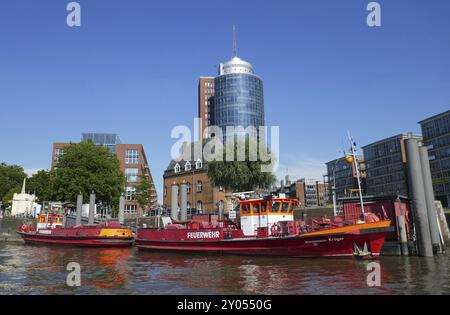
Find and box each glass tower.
[214,55,265,140]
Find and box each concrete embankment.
[0,218,24,242]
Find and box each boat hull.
[17,227,134,248]
[136,221,391,258]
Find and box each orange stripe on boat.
[301,220,391,237]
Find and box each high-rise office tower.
[198,77,215,139]
[198,28,265,141]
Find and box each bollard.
[405,139,433,257]
[180,182,188,221]
[419,146,442,253]
[118,194,125,225]
[171,183,179,221]
[76,193,83,226]
[88,191,95,225]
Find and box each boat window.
[271,202,281,212]
[241,204,249,214]
[253,203,260,214]
[281,202,290,213]
[289,203,295,213]
[261,202,267,213]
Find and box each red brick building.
[51,133,158,218]
[198,77,215,139]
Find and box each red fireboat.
[136,196,391,258]
[18,211,134,248]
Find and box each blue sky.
[0,0,449,202]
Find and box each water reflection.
[0,243,449,294]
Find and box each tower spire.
[232,25,237,58]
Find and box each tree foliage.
[135,168,153,213]
[27,170,55,202]
[52,141,125,205]
[0,163,26,207]
[207,139,277,192]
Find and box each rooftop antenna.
[232,25,237,58]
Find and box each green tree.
[52,141,125,206]
[27,170,55,202]
[207,138,277,192]
[0,163,26,208]
[135,169,154,214]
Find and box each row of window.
[422,114,450,139]
[174,159,203,173]
[124,204,137,214]
[125,149,139,164]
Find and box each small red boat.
[136,196,391,258]
[18,212,134,248]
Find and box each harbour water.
[0,243,449,295]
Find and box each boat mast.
[347,131,365,217]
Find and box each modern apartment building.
[362,133,422,197]
[419,110,450,207]
[325,156,366,201]
[51,133,158,218]
[275,178,329,208]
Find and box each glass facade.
[214,72,264,139]
[420,110,450,206]
[326,158,359,199]
[81,133,122,154]
[362,135,418,197]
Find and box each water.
[0,243,449,294]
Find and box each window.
[186,182,191,194]
[271,202,281,212]
[125,149,139,164]
[253,204,260,214]
[242,204,249,214]
[261,202,267,213]
[125,168,138,182]
[125,186,136,200]
[195,159,203,169]
[219,186,224,192]
[196,201,203,212]
[125,204,137,214]
[55,148,64,162]
[185,161,191,171]
[281,202,290,213]
[196,181,203,192]
[164,186,167,197]
[174,163,181,173]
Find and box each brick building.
[198,77,215,139]
[163,155,228,215]
[51,133,158,218]
[275,178,329,208]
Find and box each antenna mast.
[232,25,237,57]
[347,131,365,217]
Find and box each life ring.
[271,223,281,236]
[20,224,28,232]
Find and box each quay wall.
[0,218,24,242]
